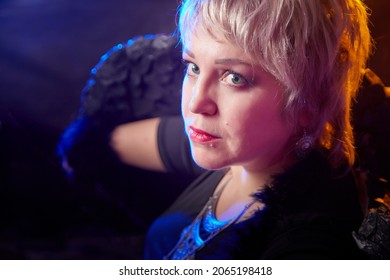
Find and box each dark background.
[0,0,389,259]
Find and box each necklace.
[164,177,257,260]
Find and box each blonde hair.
[178,0,372,168]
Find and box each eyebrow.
[183,49,251,66]
[214,58,251,66]
[183,48,195,58]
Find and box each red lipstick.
[189,126,219,143]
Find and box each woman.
[112,0,371,259]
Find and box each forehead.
[183,25,250,61]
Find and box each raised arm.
[110,117,165,172]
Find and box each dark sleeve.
[157,116,205,176]
[260,219,365,260]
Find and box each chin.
[190,143,233,170]
[192,152,229,171]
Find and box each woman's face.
[181,26,296,173]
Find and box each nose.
[189,78,218,116]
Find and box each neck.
[229,166,270,195]
[228,150,297,193]
[215,166,268,221]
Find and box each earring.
[295,130,314,158]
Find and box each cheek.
[226,104,291,149]
[181,80,191,117]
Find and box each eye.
[190,63,200,75]
[183,60,200,76]
[229,73,245,85]
[221,71,249,87]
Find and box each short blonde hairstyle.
[178,0,372,168]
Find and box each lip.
[189,126,220,143]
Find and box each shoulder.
[245,151,365,259]
[165,170,227,214]
[270,150,362,217]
